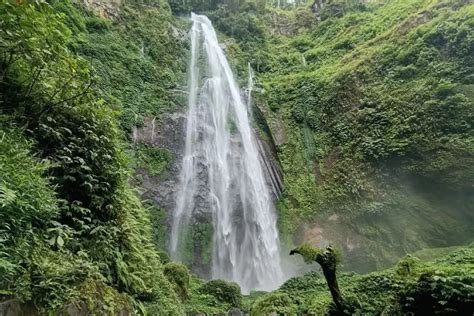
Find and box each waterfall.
[170,13,284,293]
[247,63,254,118]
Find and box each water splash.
[170,13,284,293]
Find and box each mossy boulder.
[250,292,297,315]
[78,279,133,315]
[198,279,242,308]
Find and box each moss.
[291,244,340,266]
[180,221,214,269]
[147,204,169,250]
[395,255,423,277]
[78,279,133,315]
[134,144,173,177]
[290,245,345,311]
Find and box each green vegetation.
[181,221,214,269]
[249,246,474,315]
[250,292,297,315]
[290,244,348,313]
[0,0,182,313]
[55,0,188,133]
[0,1,247,314]
[164,262,191,301]
[134,144,173,177]
[183,278,230,314]
[261,0,474,214]
[147,204,169,250]
[199,279,243,308]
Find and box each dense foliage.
[199,279,243,308]
[0,0,182,313]
[184,278,243,314]
[164,262,191,301]
[76,0,187,133]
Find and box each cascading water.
[246,63,254,118]
[170,13,284,293]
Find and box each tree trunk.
[290,245,345,312]
[320,264,344,311]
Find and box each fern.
[0,184,16,207]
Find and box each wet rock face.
[255,134,284,200]
[0,299,131,316]
[311,0,327,15]
[133,111,215,278]
[295,219,376,272]
[133,112,187,216]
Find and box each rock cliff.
[74,0,121,18]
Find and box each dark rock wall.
[133,113,187,214]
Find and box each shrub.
[280,271,326,292]
[250,292,297,315]
[163,262,190,301]
[0,121,59,237]
[157,250,171,265]
[85,17,111,33]
[399,269,474,315]
[199,279,243,308]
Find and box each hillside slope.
[207,0,474,272]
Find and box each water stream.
[170,13,284,293]
[247,63,254,118]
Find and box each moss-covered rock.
[199,279,243,308]
[77,279,133,315]
[250,292,297,315]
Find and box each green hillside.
[211,0,474,272]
